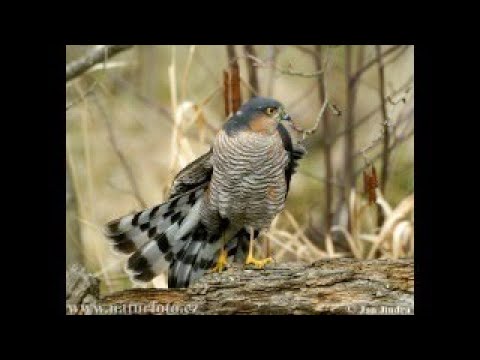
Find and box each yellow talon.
[211,248,229,273]
[245,255,273,269]
[245,227,273,269]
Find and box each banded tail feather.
[105,185,210,284]
[167,218,232,288]
[166,226,260,287]
[105,186,205,255]
[167,227,258,288]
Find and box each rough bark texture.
[67,259,413,315]
[66,264,99,309]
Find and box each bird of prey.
[105,97,306,288]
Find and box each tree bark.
[67,259,413,315]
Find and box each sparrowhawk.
[105,97,306,288]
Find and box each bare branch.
[292,45,320,59]
[383,45,411,67]
[354,109,412,162]
[350,45,403,84]
[333,76,414,141]
[315,46,333,243]
[299,48,340,140]
[238,54,326,78]
[302,98,329,139]
[226,45,236,64]
[66,45,133,82]
[355,126,414,177]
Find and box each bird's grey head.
[224,96,292,135]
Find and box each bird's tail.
[167,219,233,288]
[105,185,210,284]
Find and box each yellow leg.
[211,247,229,273]
[245,227,273,269]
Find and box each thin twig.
[302,99,329,139]
[237,54,326,78]
[354,111,412,162]
[292,45,320,60]
[183,85,222,134]
[383,45,411,67]
[333,76,413,141]
[92,95,147,208]
[300,48,338,139]
[350,45,403,84]
[66,45,133,82]
[376,45,390,225]
[66,80,98,111]
[107,73,174,123]
[195,47,221,82]
[355,127,414,177]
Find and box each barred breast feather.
[206,129,289,231]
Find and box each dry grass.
[66,45,414,295]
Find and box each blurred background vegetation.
[66,45,413,294]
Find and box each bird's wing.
[168,148,213,199]
[285,144,307,195]
[277,123,307,196]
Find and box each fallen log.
[66,258,413,315]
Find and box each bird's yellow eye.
[265,107,276,115]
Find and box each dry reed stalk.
[168,46,181,187]
[367,192,414,259]
[283,211,327,258]
[66,134,86,258]
[181,45,196,100]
